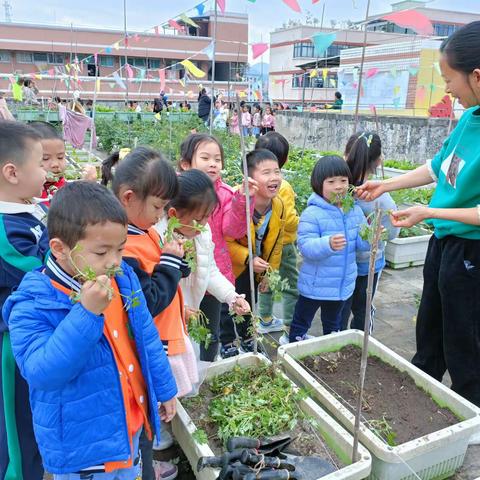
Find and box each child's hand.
[162,238,184,258]
[239,177,259,197]
[81,164,97,182]
[253,256,269,273]
[258,278,269,293]
[159,397,177,422]
[80,275,112,315]
[329,234,347,251]
[231,297,250,316]
[185,306,198,321]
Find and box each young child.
[28,122,67,206]
[288,155,369,342]
[3,181,178,479]
[156,169,251,360]
[252,104,262,138]
[255,133,299,341]
[178,133,256,360]
[225,149,285,354]
[229,108,240,135]
[0,121,47,480]
[261,105,275,133]
[341,132,399,332]
[241,104,252,137]
[102,147,185,480]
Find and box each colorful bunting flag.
[416,85,426,102]
[393,85,401,96]
[311,32,336,57]
[96,78,101,92]
[114,42,120,50]
[181,59,206,78]
[283,0,301,13]
[216,0,225,13]
[369,104,377,115]
[251,43,269,60]
[366,67,379,79]
[109,82,116,89]
[195,3,205,15]
[322,68,328,81]
[238,90,247,98]
[202,42,215,60]
[159,69,166,92]
[180,13,199,28]
[125,64,134,79]
[329,78,336,87]
[382,10,433,36]
[105,47,112,54]
[408,66,419,76]
[309,69,318,78]
[169,19,185,32]
[113,72,126,89]
[393,97,401,108]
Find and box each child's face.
[168,204,214,239]
[7,139,46,200]
[41,139,66,179]
[250,160,282,200]
[53,221,127,280]
[186,141,222,183]
[322,176,349,203]
[122,193,170,230]
[440,54,480,109]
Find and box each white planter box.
[376,166,411,178]
[172,353,371,480]
[385,233,431,269]
[278,331,480,480]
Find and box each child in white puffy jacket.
[155,169,250,361]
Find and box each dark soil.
[301,345,460,445]
[183,375,343,470]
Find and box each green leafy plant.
[383,159,417,171]
[330,185,356,213]
[262,267,290,302]
[192,429,208,444]
[359,211,389,243]
[187,310,212,349]
[369,416,397,446]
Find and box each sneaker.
[279,332,290,345]
[240,338,266,354]
[220,343,240,359]
[295,333,315,343]
[153,460,178,480]
[152,429,173,451]
[257,316,284,334]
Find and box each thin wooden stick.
[235,93,258,354]
[209,1,218,134]
[352,204,383,462]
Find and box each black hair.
[0,120,41,166]
[29,121,64,141]
[335,91,342,99]
[246,148,279,176]
[48,181,128,248]
[179,133,225,169]
[167,169,218,217]
[311,155,352,197]
[255,131,289,169]
[440,21,480,74]
[102,146,178,201]
[345,131,382,186]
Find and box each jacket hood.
[307,192,338,211]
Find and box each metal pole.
[89,62,98,160]
[353,0,371,131]
[123,0,131,144]
[209,1,218,135]
[236,93,258,354]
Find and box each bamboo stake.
[352,204,383,462]
[209,1,218,134]
[235,93,258,354]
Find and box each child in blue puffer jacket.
[289,155,370,342]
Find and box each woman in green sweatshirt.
[357,21,480,407]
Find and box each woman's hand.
[391,206,430,228]
[355,181,386,201]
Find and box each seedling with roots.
[359,210,391,242]
[330,185,356,213]
[369,416,397,446]
[261,267,290,302]
[67,245,141,310]
[187,310,212,349]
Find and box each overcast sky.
[3,0,478,62]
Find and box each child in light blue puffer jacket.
[289,156,370,341]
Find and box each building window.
[433,23,457,37]
[148,58,161,69]
[0,51,11,63]
[17,52,34,63]
[292,72,337,88]
[99,55,115,67]
[33,52,48,63]
[47,53,64,65]
[293,42,315,58]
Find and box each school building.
[0,11,249,103]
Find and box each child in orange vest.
[102,147,189,480]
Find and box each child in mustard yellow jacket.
[255,133,299,342]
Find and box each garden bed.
[172,353,371,480]
[385,228,431,269]
[278,331,480,480]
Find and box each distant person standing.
[197,88,211,125]
[22,79,39,106]
[331,91,343,110]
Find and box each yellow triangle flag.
[34,74,42,80]
[65,64,71,73]
[180,13,199,28]
[114,42,120,51]
[238,91,246,98]
[179,77,186,87]
[309,69,317,78]
[96,78,101,91]
[180,59,205,78]
[322,68,328,81]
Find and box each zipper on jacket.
[339,213,348,299]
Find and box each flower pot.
[278,331,480,480]
[172,353,371,480]
[385,232,431,269]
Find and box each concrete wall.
[275,110,457,163]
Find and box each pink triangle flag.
[366,68,379,79]
[159,69,166,92]
[216,0,225,13]
[283,0,301,12]
[125,64,134,79]
[382,10,433,36]
[168,19,185,33]
[251,43,269,60]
